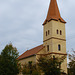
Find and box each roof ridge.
[18,44,43,60]
[27,44,43,51]
[19,44,43,56]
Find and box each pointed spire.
[43,0,66,25]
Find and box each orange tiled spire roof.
[43,0,66,25]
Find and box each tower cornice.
[43,37,66,42]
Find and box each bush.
[22,64,31,75]
[22,61,40,75]
[32,70,40,75]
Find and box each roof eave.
[18,54,36,60]
[42,19,66,25]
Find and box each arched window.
[58,44,61,51]
[60,30,62,35]
[53,56,55,59]
[47,45,49,51]
[57,30,59,34]
[48,30,50,35]
[46,31,47,36]
[59,62,61,69]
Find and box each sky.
[0,0,75,55]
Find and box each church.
[18,0,67,74]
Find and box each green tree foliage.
[22,61,40,75]
[37,56,66,75]
[0,44,20,75]
[68,50,75,75]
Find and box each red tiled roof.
[43,0,66,25]
[18,44,44,60]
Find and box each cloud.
[0,0,75,56]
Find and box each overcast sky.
[0,0,75,55]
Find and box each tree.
[22,61,40,75]
[37,55,66,75]
[68,50,75,75]
[0,43,20,75]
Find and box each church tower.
[43,0,67,73]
